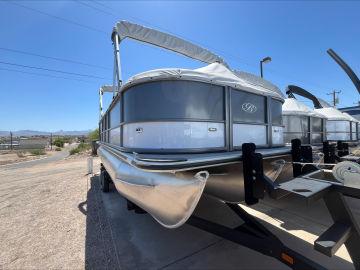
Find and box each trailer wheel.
[100,169,110,193]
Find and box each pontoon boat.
[97,21,289,228]
[286,85,358,143]
[282,97,326,145]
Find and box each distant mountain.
[0,130,92,136]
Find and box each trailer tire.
[100,169,110,193]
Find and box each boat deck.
[101,143,292,171]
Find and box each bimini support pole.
[112,33,122,98]
[99,87,103,120]
[99,85,115,119]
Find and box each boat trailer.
[186,140,360,270]
[323,140,360,164]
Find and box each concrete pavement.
[94,176,355,269]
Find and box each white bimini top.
[343,112,360,123]
[315,107,350,121]
[282,98,325,118]
[314,99,352,121]
[121,63,284,100]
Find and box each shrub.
[29,149,45,156]
[55,147,61,151]
[88,128,99,141]
[69,148,79,155]
[53,138,65,148]
[69,142,91,155]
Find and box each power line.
[92,1,113,10]
[0,60,107,79]
[76,3,334,92]
[13,0,325,93]
[76,0,114,16]
[0,47,110,70]
[5,1,107,35]
[4,0,336,94]
[0,67,98,84]
[75,1,255,68]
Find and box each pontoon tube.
[98,146,209,228]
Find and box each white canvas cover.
[121,63,284,100]
[343,112,360,123]
[315,107,351,121]
[234,70,282,98]
[282,98,325,118]
[113,21,227,67]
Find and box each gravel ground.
[0,151,358,270]
[0,155,103,269]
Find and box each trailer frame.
[186,140,360,270]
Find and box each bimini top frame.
[286,85,350,121]
[100,20,285,125]
[108,20,284,99]
[327,48,360,95]
[110,20,228,93]
[286,85,323,109]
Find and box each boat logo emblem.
[136,127,143,133]
[241,103,257,113]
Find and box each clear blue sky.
[0,1,359,131]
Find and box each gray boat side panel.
[123,81,225,122]
[98,146,209,228]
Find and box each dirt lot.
[0,155,102,269]
[0,151,49,166]
[0,153,358,269]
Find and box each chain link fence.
[0,136,49,151]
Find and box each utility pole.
[327,90,341,107]
[50,133,53,151]
[10,131,13,151]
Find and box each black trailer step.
[315,222,352,257]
